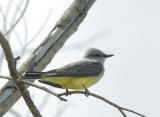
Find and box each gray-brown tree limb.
[0,75,67,101]
[0,75,146,117]
[0,0,96,116]
[59,92,146,117]
[0,32,42,117]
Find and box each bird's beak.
[104,54,114,58]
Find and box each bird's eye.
[95,54,100,57]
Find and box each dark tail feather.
[23,72,43,79]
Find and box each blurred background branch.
[0,75,145,117]
[0,0,153,117]
[0,0,96,116]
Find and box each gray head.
[83,48,113,64]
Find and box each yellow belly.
[41,73,103,90]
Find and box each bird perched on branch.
[23,48,113,95]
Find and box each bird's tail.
[23,72,47,80]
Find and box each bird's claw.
[65,88,70,96]
[82,84,89,97]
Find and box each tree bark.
[0,0,96,116]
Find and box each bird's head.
[84,48,113,64]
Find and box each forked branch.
[0,75,145,117]
[0,32,42,117]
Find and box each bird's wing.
[47,60,104,77]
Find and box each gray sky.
[1,0,160,117]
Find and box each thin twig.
[27,9,53,45]
[58,91,146,117]
[4,0,29,35]
[0,6,6,73]
[0,32,42,117]
[0,0,97,115]
[0,75,12,80]
[121,107,146,117]
[0,75,67,101]
[0,75,145,117]
[0,5,7,33]
[22,80,67,101]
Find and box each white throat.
[84,57,106,64]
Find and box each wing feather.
[47,60,104,77]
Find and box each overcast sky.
[1,0,160,117]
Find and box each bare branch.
[27,9,53,45]
[22,80,67,101]
[0,75,12,80]
[0,32,42,116]
[0,75,67,102]
[0,0,96,115]
[0,5,7,32]
[0,75,145,117]
[4,0,29,35]
[58,91,146,117]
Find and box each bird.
[23,48,113,95]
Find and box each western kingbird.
[23,48,113,93]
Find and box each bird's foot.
[65,88,70,96]
[82,84,89,97]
